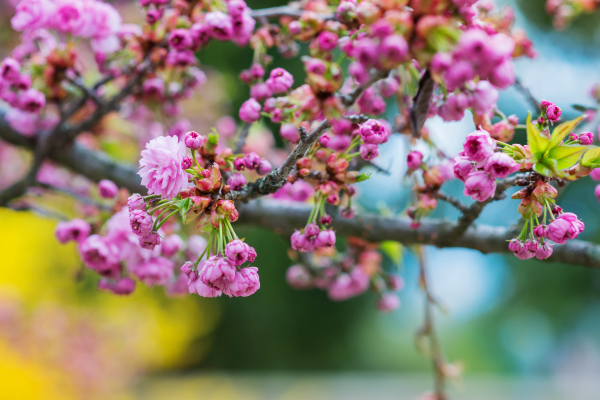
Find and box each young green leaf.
[581,147,600,167]
[544,115,584,157]
[526,113,548,159]
[548,145,587,169]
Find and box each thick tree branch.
[236,200,600,269]
[2,121,599,268]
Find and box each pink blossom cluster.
[291,223,337,252]
[181,239,259,298]
[56,208,192,296]
[286,244,404,312]
[454,129,519,202]
[11,0,122,53]
[432,28,517,121]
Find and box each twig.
[514,77,541,114]
[65,76,103,106]
[35,182,112,211]
[435,191,469,213]
[225,69,390,201]
[8,201,70,221]
[416,247,448,400]
[249,6,334,20]
[234,122,251,154]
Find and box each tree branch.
[224,69,390,201]
[514,77,541,114]
[249,6,334,20]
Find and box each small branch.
[0,178,29,207]
[416,247,448,400]
[65,76,103,106]
[225,69,390,201]
[35,182,112,211]
[514,77,541,114]
[435,191,469,213]
[410,70,435,139]
[442,173,528,243]
[8,201,69,221]
[249,6,334,20]
[234,122,251,154]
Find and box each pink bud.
[98,179,118,199]
[579,132,593,145]
[239,98,261,122]
[407,151,423,170]
[184,131,203,149]
[181,156,192,169]
[280,123,300,143]
[376,293,401,312]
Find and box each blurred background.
[1,0,600,399]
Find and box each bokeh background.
[1,0,600,399]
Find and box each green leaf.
[572,104,593,112]
[526,113,548,159]
[581,147,600,167]
[549,145,587,165]
[544,115,584,157]
[380,241,403,265]
[179,198,191,222]
[356,173,372,182]
[533,162,554,177]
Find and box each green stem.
[307,195,319,225]
[191,149,203,170]
[218,220,224,256]
[529,216,534,239]
[225,218,239,240]
[518,219,529,241]
[152,208,171,230]
[155,209,178,231]
[195,233,212,265]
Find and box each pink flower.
[169,28,194,51]
[286,265,313,289]
[438,93,469,122]
[349,61,368,84]
[98,179,118,199]
[239,98,261,122]
[546,104,562,123]
[489,60,515,89]
[225,267,260,297]
[181,156,192,169]
[256,159,272,175]
[127,194,145,211]
[132,257,174,286]
[184,131,203,149]
[591,169,600,181]
[377,77,399,97]
[317,30,339,51]
[55,219,91,244]
[463,130,496,165]
[98,277,136,295]
[265,68,294,94]
[79,234,120,277]
[138,135,189,200]
[205,11,233,41]
[407,151,423,170]
[469,81,499,115]
[11,0,54,31]
[52,0,84,34]
[579,132,593,145]
[536,243,553,260]
[198,255,236,291]
[376,293,401,312]
[228,0,247,17]
[354,38,378,67]
[191,278,223,297]
[1,58,21,82]
[250,83,272,101]
[483,153,520,178]
[546,212,584,244]
[315,230,336,248]
[378,35,409,68]
[360,143,379,160]
[231,13,255,46]
[142,78,165,99]
[228,173,247,191]
[453,156,475,182]
[533,224,547,238]
[328,269,370,301]
[304,223,320,240]
[508,239,523,252]
[6,108,37,136]
[463,171,496,201]
[225,239,251,266]
[595,184,600,202]
[129,209,153,237]
[139,232,161,250]
[445,61,475,91]
[280,124,300,143]
[161,234,184,257]
[291,231,314,252]
[360,119,389,144]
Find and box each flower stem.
[155,209,178,231]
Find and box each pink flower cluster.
[56,207,191,296]
[181,240,259,298]
[432,28,517,121]
[291,223,336,252]
[454,129,519,202]
[233,152,272,176]
[11,0,122,53]
[239,67,294,123]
